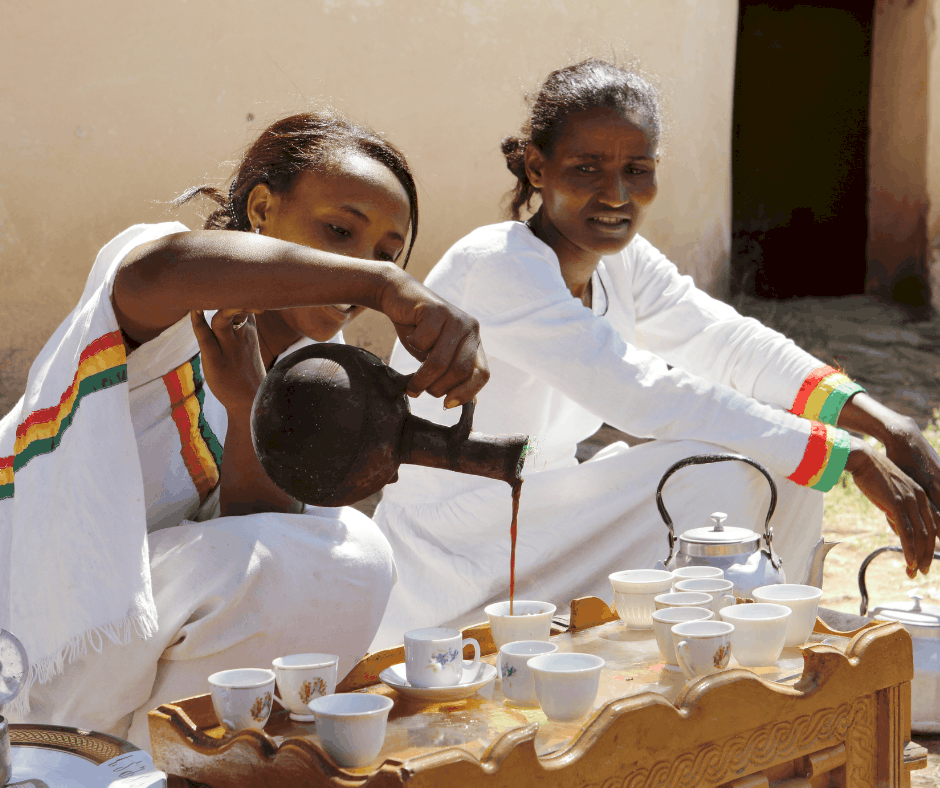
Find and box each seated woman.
[0,110,487,749]
[370,60,939,650]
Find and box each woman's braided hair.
[501,59,662,220]
[176,110,419,267]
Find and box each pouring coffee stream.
[250,344,529,611]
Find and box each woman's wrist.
[837,392,917,445]
[844,434,872,475]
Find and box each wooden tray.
[150,597,921,788]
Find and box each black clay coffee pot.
[250,344,529,507]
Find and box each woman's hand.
[190,308,266,417]
[881,416,940,513]
[846,436,939,576]
[378,269,490,407]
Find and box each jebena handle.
[675,640,695,680]
[462,637,481,680]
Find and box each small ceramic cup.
[654,591,714,612]
[527,652,605,722]
[308,693,394,768]
[404,627,481,688]
[208,668,277,732]
[670,566,724,590]
[484,600,557,650]
[752,584,823,647]
[499,640,559,707]
[609,570,675,629]
[671,621,735,681]
[720,603,792,667]
[652,607,714,671]
[674,578,738,617]
[272,653,339,722]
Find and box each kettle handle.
[445,399,476,470]
[656,453,779,569]
[858,545,940,616]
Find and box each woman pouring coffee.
[370,59,940,649]
[0,110,488,749]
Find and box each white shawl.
[0,223,190,713]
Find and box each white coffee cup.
[208,668,276,732]
[671,621,734,681]
[720,603,792,667]
[652,607,713,670]
[527,652,605,722]
[752,584,823,647]
[609,570,675,629]
[499,640,558,707]
[484,600,556,649]
[670,566,724,590]
[272,653,339,722]
[674,578,738,617]
[404,627,481,688]
[654,591,714,611]
[308,693,394,768]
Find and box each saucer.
[379,662,497,701]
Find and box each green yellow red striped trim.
[0,455,12,501]
[788,421,851,492]
[790,364,865,426]
[0,330,128,502]
[162,355,223,502]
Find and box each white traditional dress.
[0,223,395,750]
[370,221,861,650]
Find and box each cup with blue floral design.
[499,640,558,707]
[404,627,481,688]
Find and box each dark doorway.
[731,0,873,299]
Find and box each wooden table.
[149,597,927,787]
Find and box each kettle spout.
[799,537,840,589]
[400,413,530,486]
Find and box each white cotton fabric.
[2,224,395,747]
[370,222,827,650]
[0,223,188,711]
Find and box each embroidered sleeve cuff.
[790,364,865,426]
[788,422,851,492]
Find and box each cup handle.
[675,640,695,680]
[719,594,737,610]
[462,637,481,679]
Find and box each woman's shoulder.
[85,222,189,301]
[435,221,548,267]
[426,221,564,310]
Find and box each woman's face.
[525,107,658,264]
[258,151,412,341]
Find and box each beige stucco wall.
[928,0,940,313]
[0,0,738,415]
[868,0,931,310]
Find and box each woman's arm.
[190,309,301,516]
[628,237,820,411]
[114,230,487,404]
[839,393,940,575]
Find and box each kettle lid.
[679,512,761,547]
[872,591,940,637]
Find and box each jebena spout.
[400,408,529,486]
[799,537,840,589]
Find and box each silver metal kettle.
[859,545,940,733]
[656,453,836,599]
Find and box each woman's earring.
[253,227,261,234]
